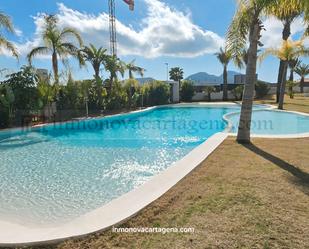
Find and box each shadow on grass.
[242,143,309,190]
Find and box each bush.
[231,85,244,100]
[255,81,270,99]
[142,81,170,106]
[106,81,128,110]
[180,80,194,102]
[123,79,141,108]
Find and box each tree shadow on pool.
[0,137,49,150]
[242,143,309,195]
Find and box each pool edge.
[0,132,228,247]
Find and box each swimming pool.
[0,104,308,228]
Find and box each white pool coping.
[1,102,309,246]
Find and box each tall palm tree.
[0,11,18,58]
[104,55,126,91]
[126,59,145,79]
[79,44,107,108]
[215,47,232,101]
[259,39,309,109]
[27,15,83,84]
[79,44,107,79]
[267,0,304,103]
[294,63,309,93]
[226,0,298,143]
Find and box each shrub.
[231,85,244,100]
[255,81,270,99]
[142,81,170,106]
[106,81,128,110]
[286,80,297,99]
[123,79,141,108]
[180,80,194,102]
[204,86,216,101]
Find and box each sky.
[0,0,308,82]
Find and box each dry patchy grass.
[45,137,309,249]
[256,94,309,114]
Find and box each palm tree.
[169,67,184,83]
[215,47,232,101]
[234,48,249,69]
[226,0,298,143]
[104,55,126,91]
[126,59,145,79]
[294,63,309,93]
[169,67,184,103]
[259,39,309,109]
[0,11,18,58]
[288,58,299,82]
[27,15,83,84]
[79,44,107,79]
[268,0,304,103]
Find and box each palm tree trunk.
[52,51,59,84]
[278,61,288,110]
[289,68,294,82]
[236,21,260,144]
[300,76,304,93]
[85,99,89,118]
[276,21,291,103]
[223,65,228,101]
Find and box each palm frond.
[0,12,15,33]
[0,36,18,58]
[27,46,50,65]
[59,28,83,47]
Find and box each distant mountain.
[186,71,241,85]
[135,77,156,85]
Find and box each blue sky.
[0,0,308,82]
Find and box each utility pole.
[165,62,169,82]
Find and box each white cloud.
[261,17,309,49]
[11,0,224,59]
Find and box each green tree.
[288,58,299,82]
[169,67,184,83]
[259,39,309,109]
[215,47,232,101]
[0,84,15,126]
[104,55,126,92]
[79,44,108,108]
[79,44,107,79]
[294,63,309,93]
[226,0,301,143]
[0,11,18,58]
[37,79,57,120]
[180,80,194,102]
[126,59,145,79]
[27,15,83,84]
[204,86,216,102]
[2,66,39,117]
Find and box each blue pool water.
[229,109,309,134]
[0,105,308,226]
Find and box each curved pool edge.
[223,106,309,138]
[0,132,228,247]
[1,102,308,246]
